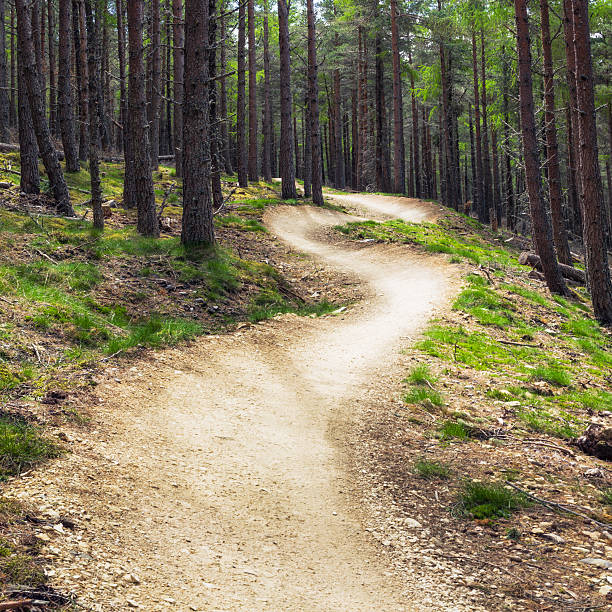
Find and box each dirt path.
[10,194,470,611]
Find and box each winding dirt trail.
[11,194,467,611]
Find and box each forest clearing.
[0,0,611,609]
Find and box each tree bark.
[237,0,248,187]
[277,0,295,199]
[480,29,492,223]
[262,0,272,181]
[17,19,40,194]
[540,0,572,265]
[172,0,184,177]
[73,0,88,161]
[48,0,57,135]
[307,0,322,205]
[16,0,72,215]
[0,0,9,141]
[181,0,214,245]
[571,0,612,322]
[58,0,79,172]
[248,0,257,180]
[127,0,157,236]
[390,0,404,193]
[514,0,566,295]
[471,28,484,222]
[148,0,161,169]
[219,3,232,174]
[208,0,222,212]
[84,0,103,230]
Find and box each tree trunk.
[471,28,485,222]
[480,29,492,223]
[84,0,103,230]
[17,22,40,194]
[58,0,79,172]
[277,0,295,199]
[303,92,312,197]
[219,3,232,174]
[48,0,56,135]
[148,0,160,169]
[172,0,184,177]
[237,0,248,187]
[540,0,572,265]
[571,0,612,322]
[390,0,404,193]
[514,0,566,295]
[563,0,582,235]
[307,0,322,205]
[262,0,272,181]
[181,0,214,245]
[208,0,222,212]
[469,104,476,212]
[73,0,88,160]
[0,0,9,141]
[127,0,157,236]
[248,0,257,180]
[334,63,345,189]
[10,2,16,128]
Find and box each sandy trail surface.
[10,194,469,611]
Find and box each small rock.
[543,533,565,544]
[404,518,422,528]
[580,558,612,569]
[126,600,140,608]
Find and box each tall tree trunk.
[0,0,9,140]
[469,104,476,212]
[84,0,103,230]
[539,0,572,264]
[514,0,566,295]
[16,0,73,215]
[219,3,232,174]
[471,28,485,222]
[571,0,612,322]
[73,0,88,160]
[563,0,582,235]
[208,0,222,211]
[248,0,257,180]
[10,2,16,128]
[172,0,184,177]
[480,29,492,223]
[17,23,40,194]
[48,0,57,135]
[491,127,502,228]
[410,48,421,198]
[127,0,157,236]
[390,0,404,193]
[502,52,514,230]
[237,0,248,187]
[148,0,160,168]
[303,92,312,197]
[116,0,127,153]
[58,0,79,172]
[262,0,272,181]
[182,0,214,245]
[307,0,322,204]
[277,0,295,199]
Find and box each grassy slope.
[336,209,612,608]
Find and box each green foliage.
[456,480,529,519]
[413,458,451,479]
[453,282,515,328]
[0,417,60,480]
[517,407,580,439]
[406,364,437,386]
[404,385,445,408]
[439,420,470,440]
[247,288,337,322]
[530,365,572,387]
[216,214,267,232]
[600,488,612,506]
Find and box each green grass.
[414,458,451,479]
[456,480,530,519]
[453,284,515,328]
[530,365,572,387]
[404,386,445,408]
[501,283,551,307]
[439,420,471,441]
[334,218,516,267]
[0,416,60,480]
[600,488,612,506]
[517,407,581,439]
[247,288,338,323]
[405,364,437,386]
[216,214,267,232]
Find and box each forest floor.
[0,163,612,610]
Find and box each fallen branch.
[33,248,58,265]
[522,439,575,457]
[213,187,237,216]
[0,601,34,610]
[498,339,541,348]
[518,251,586,284]
[504,481,611,529]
